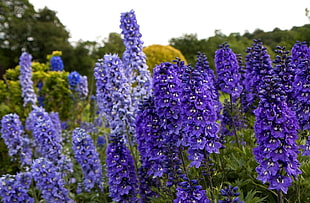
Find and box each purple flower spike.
[215,42,243,100]
[174,180,210,203]
[0,172,34,203]
[253,71,301,194]
[19,52,37,107]
[120,9,152,109]
[31,158,74,203]
[219,185,244,203]
[106,140,138,202]
[72,128,103,192]
[1,113,32,166]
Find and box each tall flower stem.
[204,151,215,202]
[277,190,283,203]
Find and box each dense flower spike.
[215,42,243,100]
[291,46,310,130]
[50,56,64,71]
[77,75,88,98]
[49,111,62,136]
[72,128,103,192]
[0,172,34,203]
[178,61,221,168]
[31,158,74,203]
[243,39,273,111]
[272,46,296,108]
[253,72,301,194]
[68,71,81,91]
[120,9,152,109]
[174,180,210,203]
[1,113,32,166]
[195,52,222,119]
[153,61,183,186]
[106,140,138,202]
[218,185,244,203]
[94,54,134,141]
[27,106,62,161]
[291,41,309,66]
[19,52,37,106]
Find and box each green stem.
[229,94,240,148]
[277,190,283,203]
[203,151,215,203]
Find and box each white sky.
[29,0,309,46]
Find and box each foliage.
[143,44,187,73]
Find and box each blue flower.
[72,128,103,192]
[19,52,37,107]
[1,113,32,166]
[68,71,81,90]
[120,9,152,109]
[106,140,138,202]
[253,72,301,194]
[50,56,64,71]
[215,42,243,100]
[174,180,210,203]
[31,158,74,203]
[218,185,244,203]
[0,172,34,203]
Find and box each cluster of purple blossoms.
[153,61,183,186]
[291,42,310,130]
[300,136,310,156]
[178,61,221,168]
[1,113,32,166]
[135,96,162,201]
[106,139,138,202]
[218,185,243,203]
[49,111,62,137]
[77,75,88,98]
[26,106,62,161]
[50,56,64,71]
[272,46,296,108]
[68,71,88,98]
[253,72,301,194]
[214,42,243,100]
[243,39,273,112]
[31,158,74,203]
[71,128,103,192]
[195,52,222,119]
[19,52,37,107]
[0,172,33,203]
[68,71,81,89]
[174,180,209,203]
[120,9,152,108]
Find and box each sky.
[29,0,309,46]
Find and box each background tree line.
[1,0,309,86]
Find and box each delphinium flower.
[50,56,64,71]
[27,106,63,162]
[77,75,88,98]
[31,157,74,203]
[135,96,163,201]
[37,82,45,107]
[291,48,310,130]
[49,111,62,137]
[300,136,310,156]
[273,46,296,108]
[243,39,273,112]
[291,41,308,67]
[218,185,244,203]
[106,139,139,202]
[174,180,209,203]
[19,52,37,107]
[177,60,222,168]
[1,113,32,166]
[214,42,243,100]
[120,9,152,109]
[253,71,301,194]
[0,172,34,203]
[195,52,222,119]
[68,71,81,91]
[71,128,103,192]
[153,61,183,187]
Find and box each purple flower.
[0,172,34,203]
[72,128,103,192]
[253,72,301,194]
[243,39,273,112]
[78,75,88,98]
[68,71,81,90]
[49,111,62,136]
[291,41,309,66]
[1,113,32,166]
[106,140,138,202]
[218,185,244,203]
[215,42,243,100]
[31,157,74,203]
[19,52,37,107]
[50,56,64,71]
[120,9,152,109]
[300,136,310,156]
[174,180,210,203]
